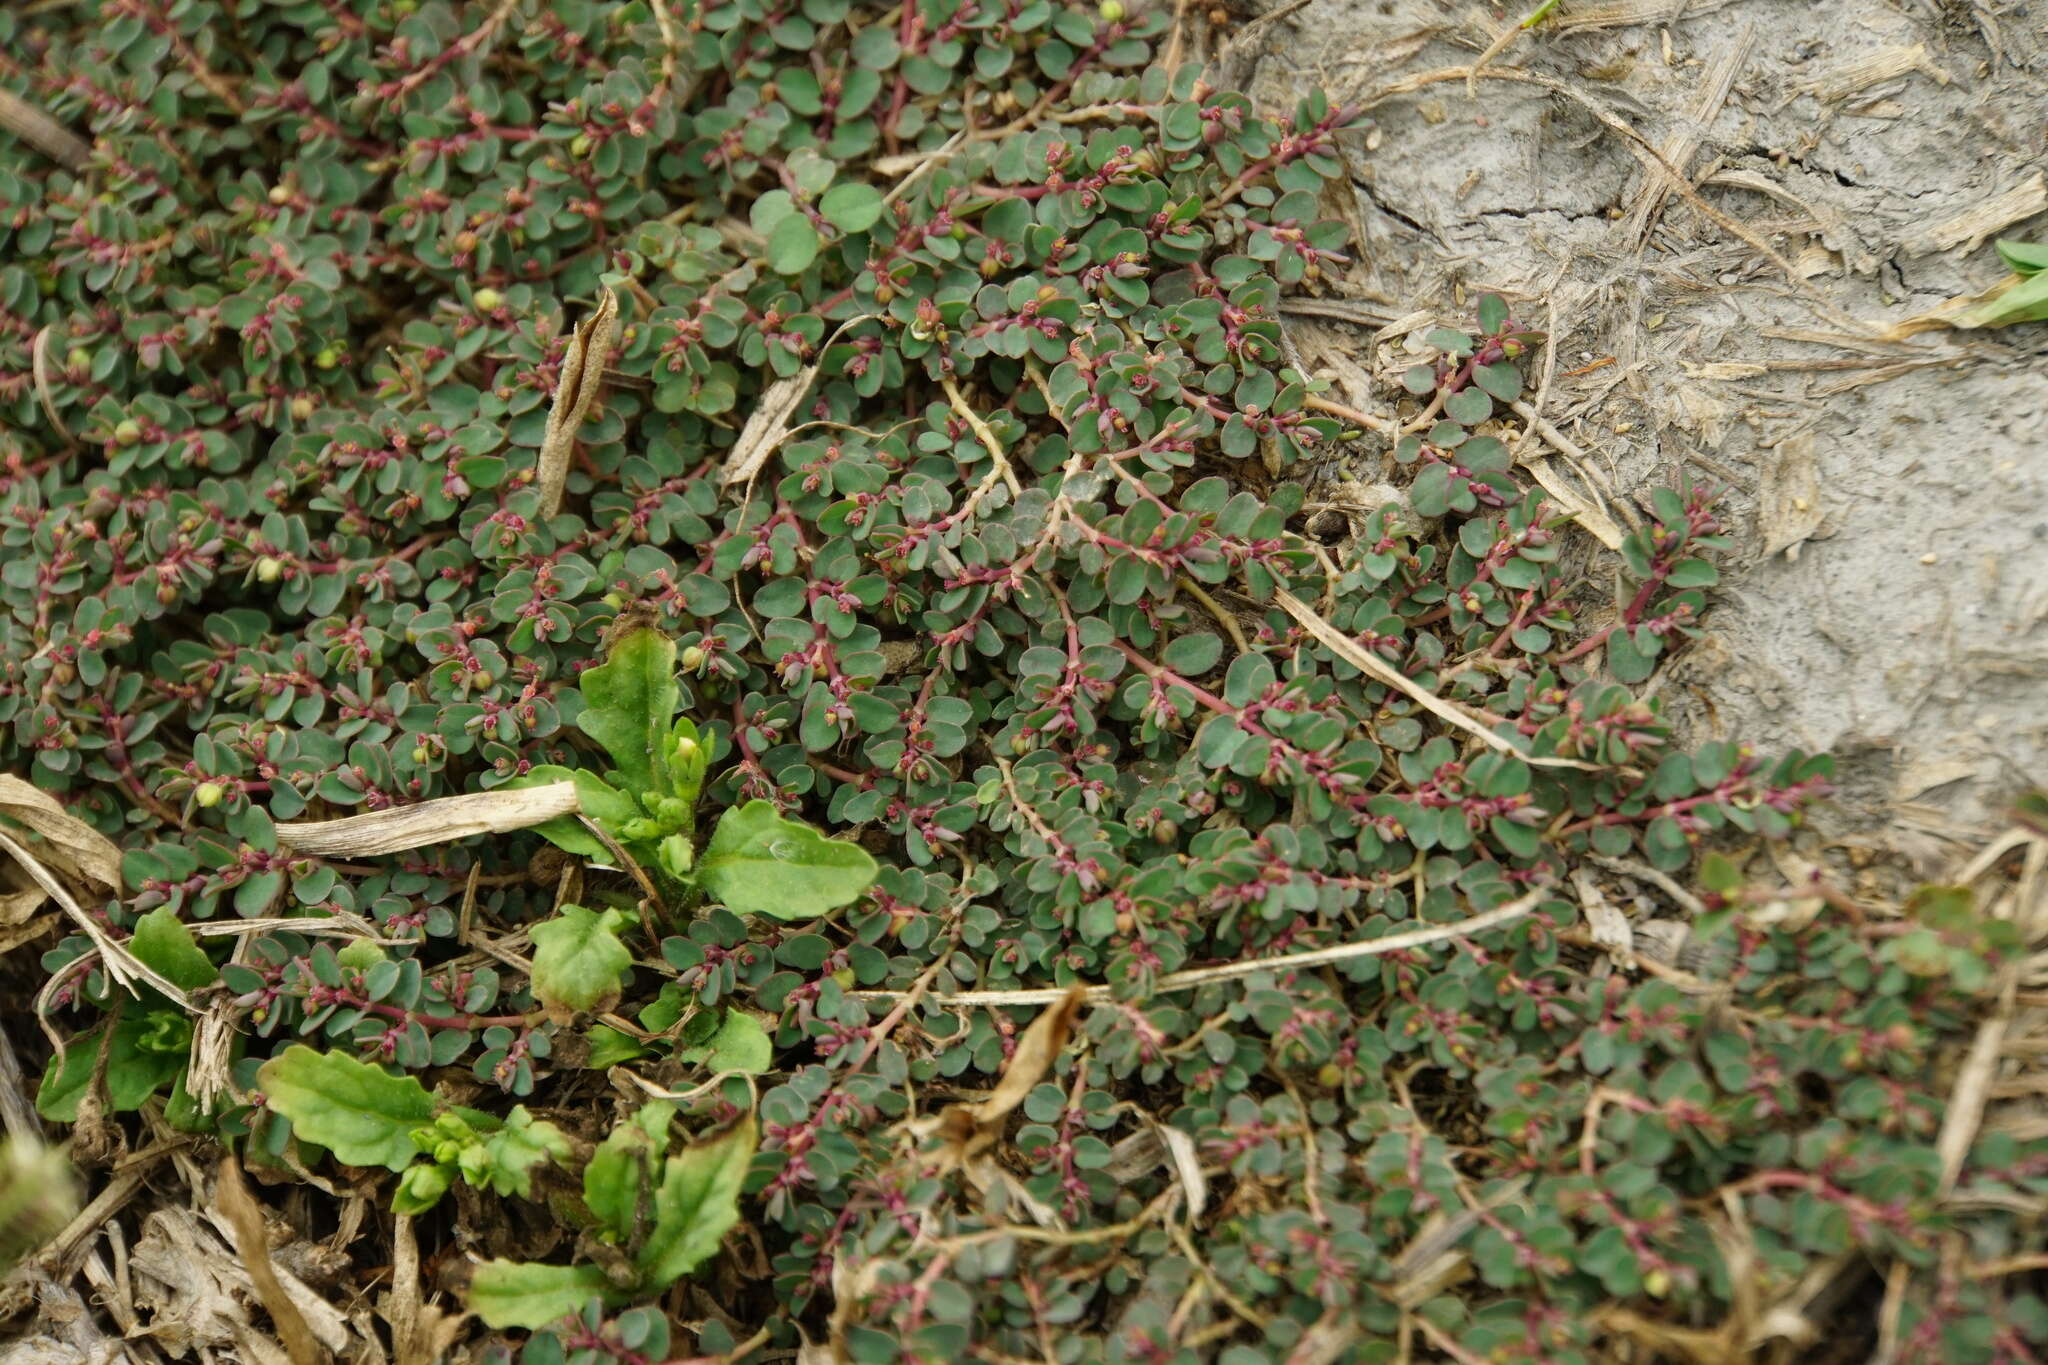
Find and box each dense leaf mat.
[2,0,2045,1360]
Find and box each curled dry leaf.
[31,327,72,446]
[1151,1119,1207,1224]
[1104,1126,1166,1184]
[1573,867,1635,966]
[129,1203,351,1361]
[934,986,1087,1171]
[536,287,620,520]
[1758,433,1824,562]
[719,368,817,488]
[0,880,44,930]
[275,781,580,858]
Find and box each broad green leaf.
[820,182,885,233]
[1473,362,1521,402]
[129,907,217,991]
[529,905,632,1014]
[465,1260,618,1330]
[1699,851,1743,894]
[767,215,821,275]
[697,801,879,919]
[785,148,836,196]
[677,1009,773,1075]
[1445,387,1491,426]
[1959,269,2048,329]
[1410,463,1453,517]
[1995,238,2048,275]
[635,1117,756,1288]
[574,629,680,798]
[585,1101,675,1241]
[257,1045,439,1171]
[585,1024,650,1069]
[36,1014,188,1121]
[514,765,640,860]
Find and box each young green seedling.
[515,627,878,920]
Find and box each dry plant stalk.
[873,886,1549,1007]
[1504,400,1627,550]
[1795,43,1948,104]
[0,87,91,171]
[1901,173,2047,256]
[1934,835,2042,1197]
[188,996,242,1111]
[536,286,620,518]
[1625,26,1755,247]
[1271,589,1597,770]
[216,1155,327,1365]
[382,1212,463,1365]
[275,780,580,857]
[1545,0,1744,31]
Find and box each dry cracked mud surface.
[1240,0,2047,852]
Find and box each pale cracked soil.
[1237,0,2048,853]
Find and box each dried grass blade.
[0,824,185,1006]
[872,886,1549,1006]
[31,327,74,445]
[1935,976,2011,1197]
[1152,1119,1207,1222]
[276,780,579,857]
[0,774,123,891]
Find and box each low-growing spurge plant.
[3,0,2044,1361]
